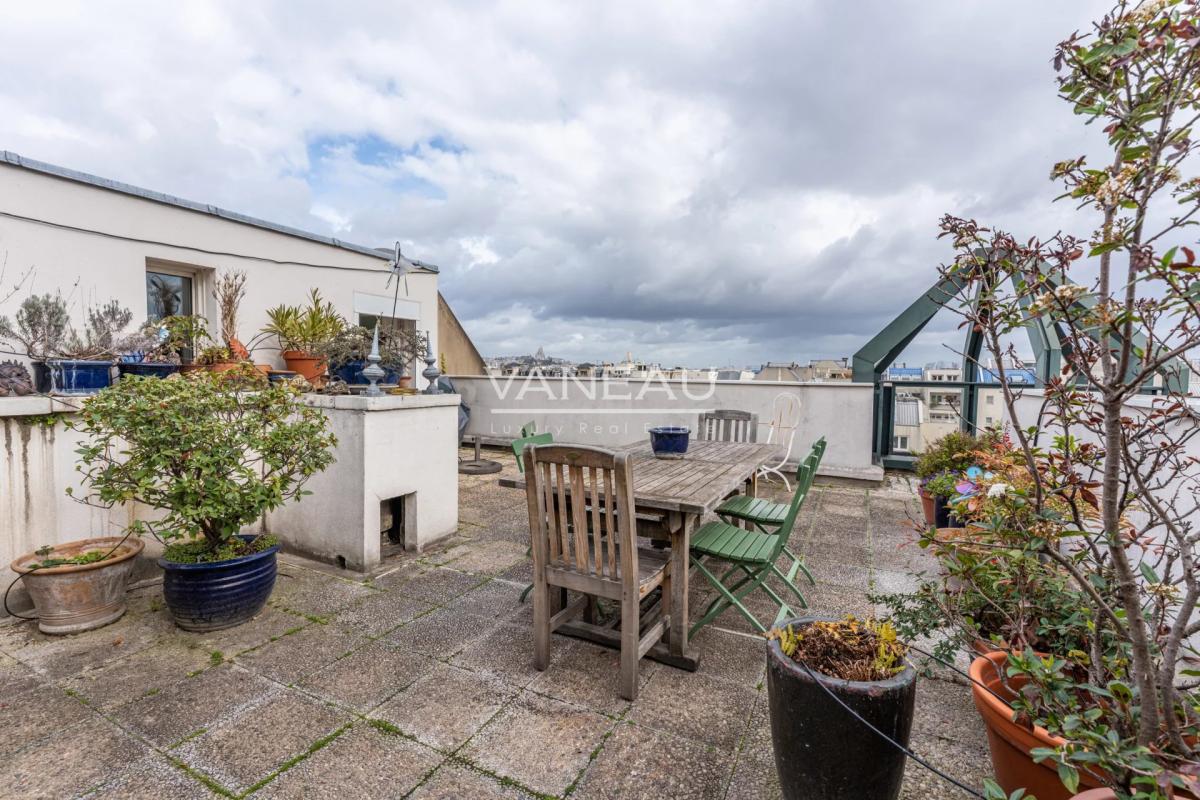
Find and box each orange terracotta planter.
[281,350,327,384]
[970,651,1105,800]
[206,361,242,374]
[918,485,937,526]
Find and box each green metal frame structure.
[852,261,1188,468]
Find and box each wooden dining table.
[498,439,779,670]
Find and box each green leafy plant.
[914,430,979,481]
[318,324,426,373]
[262,289,345,355]
[69,372,337,562]
[159,315,211,361]
[28,546,111,569]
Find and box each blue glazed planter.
[118,363,181,379]
[32,360,115,395]
[158,535,280,631]
[331,360,400,386]
[649,426,690,459]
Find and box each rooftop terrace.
[0,449,987,800]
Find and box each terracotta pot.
[1070,791,1117,800]
[206,361,242,374]
[397,375,414,389]
[918,485,937,526]
[254,363,271,376]
[179,363,205,374]
[282,350,327,383]
[970,651,1105,800]
[10,537,145,635]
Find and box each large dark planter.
[118,362,181,379]
[649,426,690,459]
[767,616,918,800]
[32,359,115,395]
[933,494,962,529]
[158,535,279,631]
[331,360,399,387]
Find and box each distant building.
[754,358,851,383]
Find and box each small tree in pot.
[930,2,1200,796]
[69,371,337,631]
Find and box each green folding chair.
[514,431,555,602]
[512,432,553,473]
[689,455,817,636]
[714,437,826,586]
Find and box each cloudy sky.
[0,1,1115,367]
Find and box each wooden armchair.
[523,443,670,700]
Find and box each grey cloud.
[0,0,1117,366]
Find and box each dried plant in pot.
[0,293,131,394]
[765,615,916,800]
[68,371,337,630]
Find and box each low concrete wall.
[265,393,461,571]
[449,375,882,482]
[0,397,166,615]
[1,391,461,616]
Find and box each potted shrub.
[0,293,128,395]
[262,289,344,384]
[319,323,425,388]
[926,3,1200,796]
[9,536,145,635]
[913,430,978,528]
[160,314,211,370]
[116,320,182,378]
[69,371,336,631]
[766,615,916,800]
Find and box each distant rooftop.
[0,150,437,272]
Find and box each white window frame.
[145,258,210,320]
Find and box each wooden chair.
[697,409,759,443]
[523,443,670,700]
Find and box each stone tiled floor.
[0,448,989,799]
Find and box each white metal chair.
[757,392,802,490]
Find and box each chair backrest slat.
[524,444,637,583]
[697,409,758,443]
[604,467,618,577]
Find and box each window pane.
[146,272,193,320]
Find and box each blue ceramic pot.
[158,535,280,631]
[649,426,690,459]
[32,360,115,395]
[331,360,400,386]
[118,363,181,379]
[267,370,298,383]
